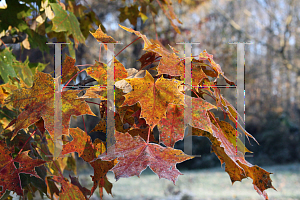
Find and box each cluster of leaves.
[0,0,185,59]
[0,0,104,58]
[0,23,276,200]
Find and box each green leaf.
[50,3,85,47]
[26,29,49,53]
[0,49,17,83]
[12,58,34,87]
[28,60,49,74]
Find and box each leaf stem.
[0,38,7,48]
[84,100,100,106]
[17,129,37,155]
[115,37,141,57]
[191,87,200,98]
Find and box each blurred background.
[1,0,299,199]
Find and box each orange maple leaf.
[5,72,95,140]
[90,26,117,50]
[121,70,184,129]
[61,128,117,198]
[61,55,79,84]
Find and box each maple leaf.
[191,114,275,199]
[45,176,60,200]
[128,127,158,143]
[121,70,183,129]
[5,72,95,140]
[99,131,194,184]
[0,84,9,105]
[191,59,209,86]
[79,86,107,99]
[0,49,17,83]
[89,139,117,197]
[156,49,185,78]
[198,50,235,85]
[85,58,127,87]
[85,61,107,86]
[214,118,252,154]
[157,96,216,147]
[61,128,94,161]
[61,55,79,84]
[60,128,117,197]
[119,25,156,51]
[118,5,140,26]
[50,3,85,48]
[90,26,117,50]
[114,58,128,82]
[138,52,159,70]
[98,175,113,200]
[90,112,132,134]
[69,175,91,200]
[0,140,46,198]
[119,25,185,78]
[186,95,217,133]
[52,176,86,200]
[193,58,218,79]
[90,118,106,134]
[157,104,185,147]
[219,94,258,144]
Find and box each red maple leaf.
[0,140,46,197]
[99,131,194,184]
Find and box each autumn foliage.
[0,24,276,200]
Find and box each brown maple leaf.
[79,86,107,99]
[138,52,159,70]
[61,55,79,84]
